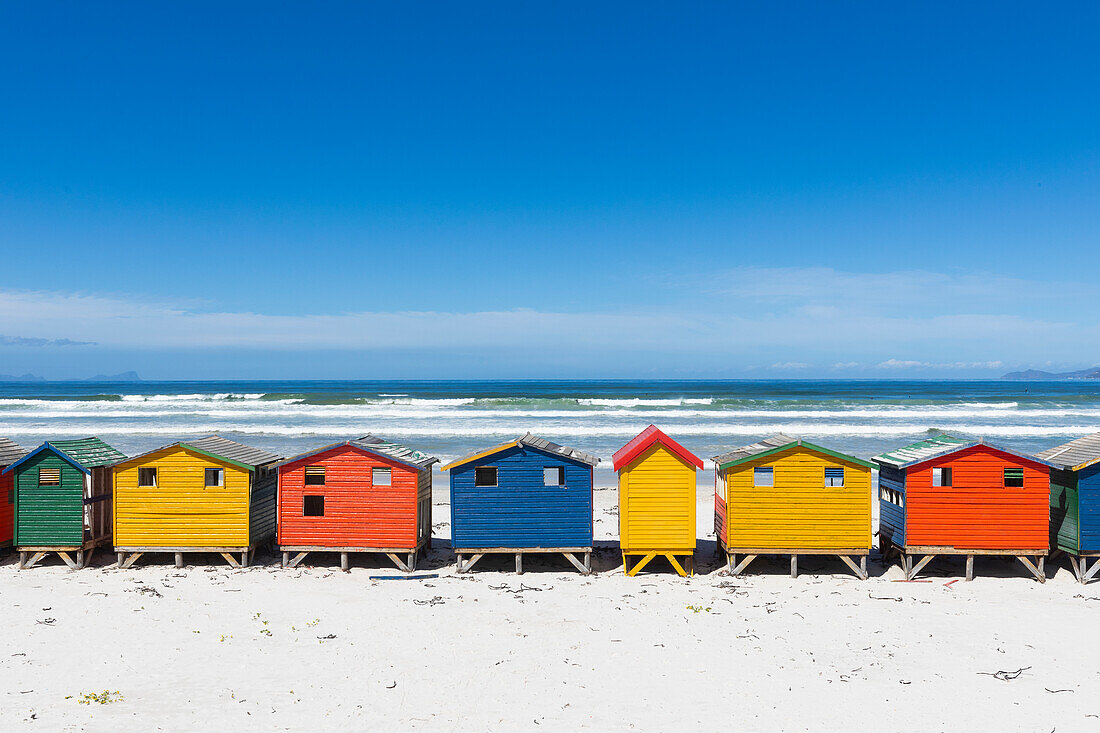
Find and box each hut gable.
[612,425,702,472]
[616,427,700,559]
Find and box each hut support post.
[284,552,309,569]
[906,554,934,581]
[340,552,349,572]
[728,553,735,573]
[1081,557,1100,584]
[121,552,144,569]
[562,552,589,574]
[385,553,413,572]
[117,552,125,567]
[174,552,184,569]
[838,555,868,580]
[408,552,416,571]
[966,555,974,581]
[241,550,249,568]
[281,552,289,568]
[790,555,798,578]
[1016,555,1046,583]
[19,551,46,570]
[220,552,241,568]
[57,552,77,570]
[515,553,523,574]
[860,554,868,577]
[731,554,757,576]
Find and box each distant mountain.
[0,373,46,382]
[1001,367,1100,380]
[0,371,141,382]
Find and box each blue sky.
[1,2,1098,379]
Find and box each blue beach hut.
[1037,432,1100,583]
[439,433,599,574]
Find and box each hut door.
[83,473,92,537]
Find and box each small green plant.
[686,605,712,614]
[77,690,123,705]
[260,628,272,636]
[306,618,321,627]
[219,634,232,642]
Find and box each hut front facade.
[441,433,599,574]
[713,434,874,579]
[4,437,125,569]
[874,434,1052,582]
[1036,432,1100,583]
[276,435,437,572]
[0,438,27,548]
[112,435,279,568]
[613,425,703,577]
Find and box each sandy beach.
[1,481,1098,732]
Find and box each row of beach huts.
[0,425,1098,583]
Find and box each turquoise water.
[1,379,1098,468]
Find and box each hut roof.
[612,424,703,472]
[1035,432,1100,471]
[273,434,438,471]
[3,437,126,475]
[872,434,1053,470]
[713,434,875,470]
[114,435,280,471]
[441,432,599,471]
[0,437,26,466]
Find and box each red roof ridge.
[612,424,703,471]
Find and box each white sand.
[1,482,1098,732]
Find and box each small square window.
[543,467,565,486]
[1004,468,1024,488]
[372,468,392,486]
[204,468,224,487]
[824,467,844,487]
[138,467,157,487]
[304,495,324,516]
[38,468,60,486]
[475,466,497,487]
[932,467,952,487]
[753,467,774,487]
[304,466,326,486]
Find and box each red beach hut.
[0,438,27,548]
[275,435,438,572]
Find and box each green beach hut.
[3,437,126,569]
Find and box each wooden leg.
[175,552,184,569]
[281,552,289,568]
[117,552,125,568]
[909,554,934,580]
[385,552,411,572]
[407,552,416,571]
[121,552,144,569]
[790,554,798,578]
[667,554,688,578]
[456,553,464,573]
[966,555,974,581]
[240,551,249,568]
[516,553,523,574]
[903,554,913,580]
[839,555,867,580]
[1083,558,1100,583]
[18,551,26,570]
[626,552,657,577]
[340,552,349,572]
[585,551,592,574]
[57,552,76,570]
[731,554,757,577]
[76,550,85,569]
[562,552,588,574]
[860,554,868,577]
[220,552,241,568]
[1016,555,1045,583]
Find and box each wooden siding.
[903,445,1049,550]
[1078,463,1100,553]
[1050,468,1080,554]
[277,444,422,549]
[450,444,593,549]
[114,446,253,547]
[721,447,871,550]
[714,470,727,542]
[0,469,13,546]
[417,468,432,547]
[13,451,85,546]
[249,471,277,544]
[618,443,696,553]
[878,464,907,547]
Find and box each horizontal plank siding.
[723,448,872,550]
[277,445,420,549]
[1050,468,1080,554]
[878,464,906,547]
[249,471,277,545]
[619,444,696,553]
[904,445,1049,550]
[451,445,592,549]
[1078,464,1100,553]
[114,446,252,547]
[14,451,84,546]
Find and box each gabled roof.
[1036,432,1100,471]
[714,434,875,470]
[113,435,280,471]
[440,432,599,471]
[273,434,438,471]
[872,434,1054,470]
[612,425,703,472]
[0,437,26,466]
[3,437,126,476]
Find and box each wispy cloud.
[0,334,96,347]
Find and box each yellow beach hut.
[112,435,280,568]
[713,434,874,579]
[612,425,703,577]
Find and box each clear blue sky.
[1,2,1098,379]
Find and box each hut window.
[204,468,224,487]
[932,467,952,487]
[824,467,844,487]
[38,468,61,486]
[1004,468,1024,488]
[138,467,157,487]
[543,467,565,486]
[753,467,773,487]
[372,468,392,486]
[475,466,497,487]
[304,495,324,516]
[304,466,326,486]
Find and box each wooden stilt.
[731,554,757,576]
[281,552,289,568]
[17,552,26,570]
[667,554,688,577]
[407,551,416,571]
[1016,555,1045,583]
[908,554,934,580]
[175,552,184,569]
[563,552,588,574]
[1084,558,1100,583]
[121,552,144,569]
[903,554,913,580]
[117,552,125,568]
[626,552,657,577]
[456,553,464,573]
[860,554,868,577]
[340,552,349,572]
[790,554,798,578]
[838,555,868,580]
[585,551,592,574]
[728,552,735,573]
[516,553,523,574]
[384,552,412,572]
[220,552,241,568]
[76,550,85,569]
[240,550,248,568]
[966,555,974,581]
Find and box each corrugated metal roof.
[611,424,703,471]
[442,433,599,470]
[0,437,26,466]
[50,437,126,468]
[713,434,796,466]
[872,434,970,468]
[273,436,438,471]
[1036,432,1100,471]
[185,435,280,469]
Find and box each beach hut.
[0,438,27,549]
[3,437,126,569]
[1036,432,1100,583]
[713,434,875,579]
[440,433,599,574]
[112,435,280,568]
[873,434,1053,582]
[274,435,438,572]
[613,425,703,577]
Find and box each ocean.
[2,379,1099,483]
